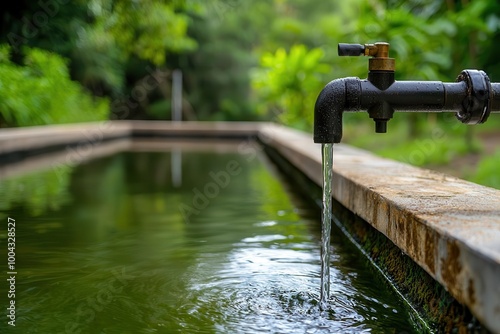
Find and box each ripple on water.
[175,242,416,334]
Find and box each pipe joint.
[456,69,491,124]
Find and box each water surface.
[0,149,419,333]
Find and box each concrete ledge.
[259,123,500,333]
[0,121,131,155]
[1,121,499,332]
[0,121,261,155]
[130,120,263,139]
[0,121,264,164]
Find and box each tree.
[0,0,198,125]
[252,45,329,129]
[0,45,108,127]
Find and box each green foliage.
[89,0,197,66]
[345,115,477,166]
[470,149,500,189]
[0,45,108,127]
[70,24,126,95]
[0,0,198,122]
[70,0,198,99]
[252,45,329,129]
[148,100,171,120]
[354,7,455,81]
[166,0,264,122]
[376,138,472,166]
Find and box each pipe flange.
[456,69,491,124]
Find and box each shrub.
[0,45,108,127]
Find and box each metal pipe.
[314,72,500,144]
[359,81,445,111]
[491,83,500,110]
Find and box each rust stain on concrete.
[424,228,436,275]
[468,279,476,307]
[441,241,463,299]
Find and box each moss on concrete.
[335,204,484,333]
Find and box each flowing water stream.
[320,143,334,309]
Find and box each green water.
[0,150,419,333]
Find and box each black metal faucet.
[314,42,500,143]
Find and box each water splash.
[320,143,334,310]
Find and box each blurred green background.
[0,0,499,188]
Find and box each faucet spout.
[314,77,361,143]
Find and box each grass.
[342,113,500,189]
[469,149,500,189]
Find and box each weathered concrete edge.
[259,123,500,334]
[0,121,263,156]
[0,121,130,154]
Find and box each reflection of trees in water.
[0,164,72,217]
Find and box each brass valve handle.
[338,42,395,71]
